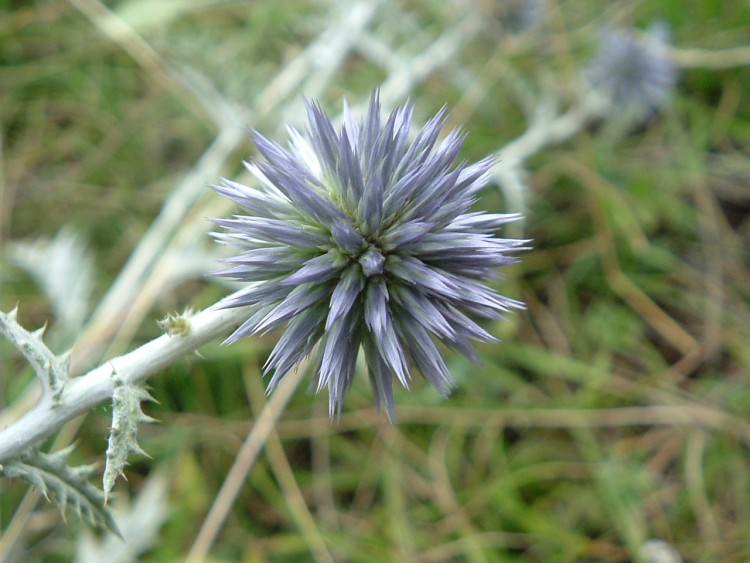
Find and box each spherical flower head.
[212,90,527,419]
[586,22,677,117]
[494,0,546,34]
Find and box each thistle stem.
[0,304,248,464]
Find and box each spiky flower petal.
[212,91,526,418]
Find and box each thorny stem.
[0,304,248,464]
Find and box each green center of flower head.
[358,246,385,277]
[329,217,386,278]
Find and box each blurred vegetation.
[1,0,750,561]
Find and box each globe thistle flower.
[212,91,526,418]
[493,0,546,34]
[586,23,677,117]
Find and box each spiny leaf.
[103,372,158,502]
[9,228,94,336]
[0,308,70,402]
[0,447,120,536]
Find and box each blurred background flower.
[493,0,547,34]
[586,22,677,118]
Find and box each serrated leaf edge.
[0,447,120,536]
[103,371,157,502]
[0,308,70,402]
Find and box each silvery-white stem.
[492,91,610,223]
[0,305,248,464]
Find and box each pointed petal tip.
[221,330,243,346]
